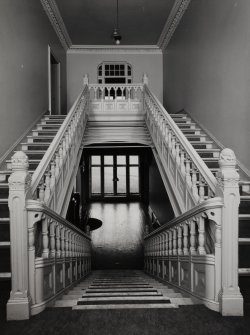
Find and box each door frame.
[48,45,61,115]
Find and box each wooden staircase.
[53,270,200,309]
[170,112,250,301]
[83,121,152,147]
[0,114,66,282]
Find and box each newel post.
[83,74,89,86]
[216,148,243,316]
[7,151,32,320]
[142,73,149,86]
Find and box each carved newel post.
[216,148,243,316]
[7,151,32,320]
[83,74,89,86]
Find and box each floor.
[89,202,147,269]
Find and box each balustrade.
[144,86,217,211]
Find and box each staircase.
[83,121,152,147]
[0,114,66,282]
[54,270,200,309]
[169,112,250,300]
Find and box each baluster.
[190,219,197,255]
[61,227,65,258]
[172,228,177,255]
[59,145,63,168]
[65,230,69,257]
[50,161,56,190]
[165,232,169,256]
[65,131,69,152]
[56,224,61,258]
[42,218,49,258]
[171,135,176,158]
[55,153,60,179]
[199,178,205,202]
[39,182,45,202]
[185,157,192,187]
[44,172,51,202]
[68,232,72,257]
[168,230,173,256]
[168,130,172,150]
[178,226,183,255]
[183,223,189,255]
[49,221,56,258]
[176,141,181,166]
[198,216,206,255]
[62,138,67,160]
[191,166,200,202]
[180,149,186,177]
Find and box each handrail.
[144,85,217,194]
[26,199,91,240]
[30,85,89,197]
[144,197,223,240]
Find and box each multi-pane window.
[90,154,140,199]
[97,62,132,84]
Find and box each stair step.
[239,268,250,276]
[72,303,177,310]
[239,238,250,245]
[86,288,158,293]
[0,272,11,279]
[77,296,171,304]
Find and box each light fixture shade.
[113,28,122,45]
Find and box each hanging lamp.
[112,0,122,45]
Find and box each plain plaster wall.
[163,0,250,170]
[0,0,67,158]
[67,52,163,108]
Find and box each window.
[97,62,132,85]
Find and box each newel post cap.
[11,151,29,171]
[83,74,89,85]
[218,148,236,169]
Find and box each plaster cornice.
[157,0,191,51]
[68,45,162,55]
[40,0,72,50]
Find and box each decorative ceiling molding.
[68,45,162,55]
[157,0,191,51]
[40,0,72,50]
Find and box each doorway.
[48,46,60,115]
[90,153,140,200]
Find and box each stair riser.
[0,248,10,272]
[239,220,250,237]
[0,203,9,218]
[0,224,10,242]
[239,201,250,214]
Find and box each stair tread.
[0,272,11,278]
[239,214,250,219]
[239,238,250,244]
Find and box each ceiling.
[55,0,176,45]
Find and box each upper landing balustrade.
[88,83,144,115]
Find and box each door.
[90,154,140,200]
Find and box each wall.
[0,0,67,158]
[163,0,250,170]
[67,52,163,108]
[149,153,175,225]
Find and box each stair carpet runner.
[0,114,66,280]
[169,113,250,286]
[54,270,200,309]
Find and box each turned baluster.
[168,130,172,150]
[62,138,67,160]
[164,123,169,144]
[72,233,75,257]
[55,153,60,179]
[65,131,69,152]
[44,172,51,202]
[183,223,189,255]
[172,228,177,255]
[50,161,56,190]
[168,230,173,256]
[68,232,72,257]
[49,221,56,258]
[199,178,205,202]
[56,224,61,258]
[190,220,197,255]
[165,232,169,256]
[39,182,45,202]
[178,226,183,255]
[59,145,63,168]
[198,216,206,255]
[61,227,65,258]
[42,218,49,258]
[171,135,176,158]
[191,166,200,202]
[180,149,186,177]
[185,157,192,187]
[65,230,69,257]
[176,141,181,166]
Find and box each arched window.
[97,62,132,84]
